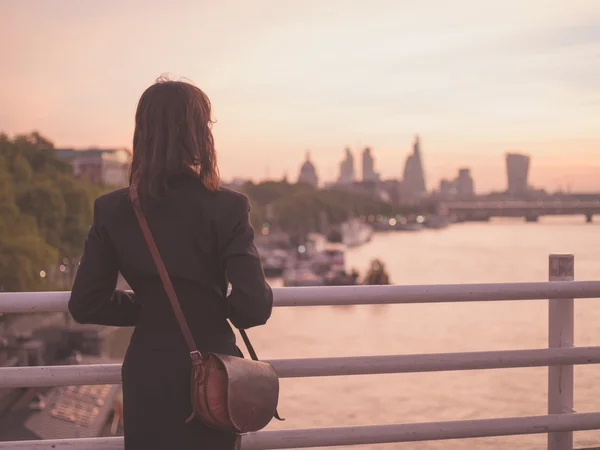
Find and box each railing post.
[548,254,575,450]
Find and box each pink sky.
[1,0,599,192]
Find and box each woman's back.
[79,174,270,337]
[67,78,273,450]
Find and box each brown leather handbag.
[129,187,281,434]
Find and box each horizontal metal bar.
[0,363,122,388]
[272,346,600,377]
[1,281,600,312]
[242,412,600,449]
[0,437,122,449]
[2,412,600,449]
[2,346,600,388]
[273,281,600,306]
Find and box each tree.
[0,214,57,292]
[0,160,56,291]
[229,180,396,234]
[16,180,67,250]
[55,175,94,257]
[0,131,108,291]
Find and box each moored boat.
[283,266,324,287]
[261,249,288,278]
[341,218,373,247]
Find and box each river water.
[245,217,600,449]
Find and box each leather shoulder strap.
[129,187,199,358]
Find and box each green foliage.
[0,132,110,292]
[16,180,67,249]
[236,180,395,233]
[0,214,57,292]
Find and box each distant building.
[361,147,379,182]
[506,153,530,196]
[297,151,319,187]
[337,147,355,184]
[439,178,457,198]
[438,168,475,199]
[381,179,405,205]
[456,168,475,198]
[402,135,427,198]
[55,148,131,187]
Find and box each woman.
[68,78,274,449]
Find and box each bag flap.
[212,354,279,433]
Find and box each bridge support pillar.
[586,214,593,223]
[525,215,539,223]
[548,254,574,450]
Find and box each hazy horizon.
[2,0,599,192]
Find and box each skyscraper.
[337,147,355,184]
[506,153,530,196]
[362,147,378,182]
[297,151,319,187]
[402,135,427,197]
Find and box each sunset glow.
[1,0,599,192]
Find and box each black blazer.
[68,174,273,450]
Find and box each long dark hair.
[130,77,220,207]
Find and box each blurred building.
[380,179,405,205]
[55,148,131,187]
[337,147,355,184]
[439,178,457,198]
[402,135,427,198]
[438,168,475,199]
[456,168,475,198]
[506,153,530,196]
[361,147,379,182]
[297,151,319,187]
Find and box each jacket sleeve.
[221,196,273,329]
[68,198,140,326]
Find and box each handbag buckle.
[190,350,202,361]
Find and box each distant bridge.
[441,200,600,222]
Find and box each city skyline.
[294,141,528,196]
[24,135,600,195]
[2,0,599,191]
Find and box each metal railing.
[1,254,600,450]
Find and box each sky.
[1,0,599,192]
